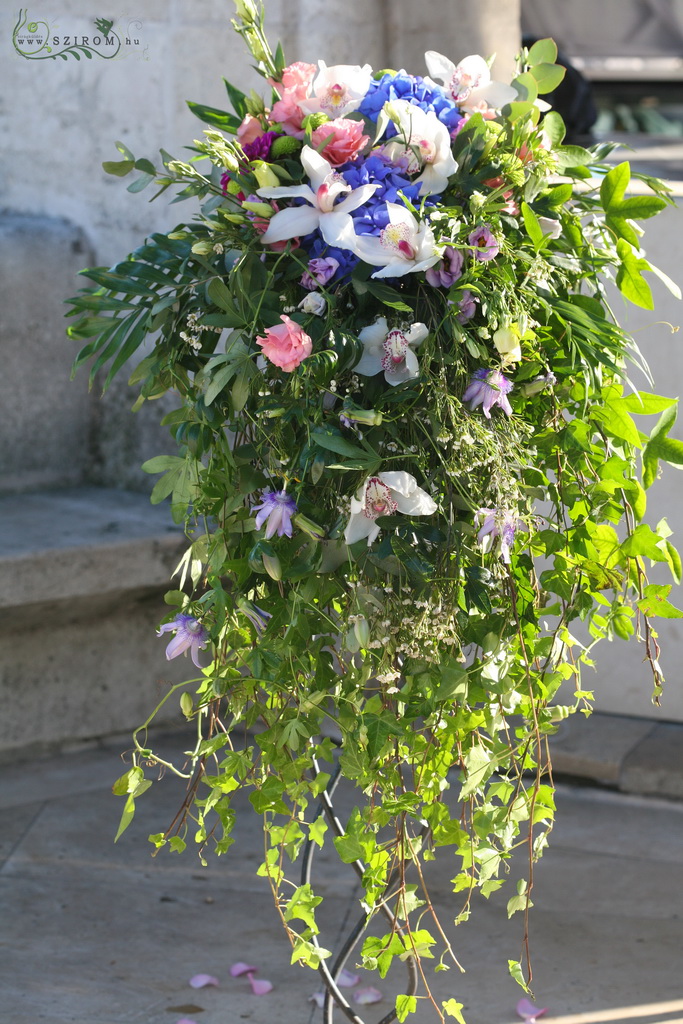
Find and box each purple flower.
[301,256,340,290]
[425,246,464,288]
[475,508,523,564]
[241,131,280,162]
[455,289,477,324]
[468,224,499,262]
[462,367,513,418]
[253,489,297,538]
[237,598,272,634]
[157,614,209,668]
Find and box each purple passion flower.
[241,131,280,162]
[475,508,522,564]
[462,367,513,418]
[253,489,298,538]
[157,614,209,668]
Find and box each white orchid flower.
[345,471,438,546]
[381,100,458,195]
[256,145,379,246]
[348,202,440,279]
[425,51,516,114]
[355,315,429,386]
[299,61,373,118]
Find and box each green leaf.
[364,279,414,312]
[621,524,668,562]
[521,201,544,249]
[554,145,594,169]
[638,584,683,618]
[542,110,566,146]
[207,276,238,314]
[593,396,642,447]
[442,999,467,1023]
[666,541,683,584]
[530,62,565,93]
[231,364,253,412]
[622,392,677,415]
[186,100,240,133]
[127,172,155,193]
[600,161,630,211]
[311,429,375,461]
[102,159,134,177]
[396,995,417,1023]
[142,455,186,474]
[508,959,530,992]
[333,833,365,864]
[527,38,557,66]
[616,239,654,309]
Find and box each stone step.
[0,487,190,758]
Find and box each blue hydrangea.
[358,71,462,134]
[339,154,425,236]
[301,234,360,283]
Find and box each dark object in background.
[523,35,598,143]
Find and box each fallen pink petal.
[189,973,219,989]
[517,997,549,1022]
[230,962,258,977]
[309,992,325,1008]
[177,1019,198,1024]
[338,968,360,988]
[354,987,383,1005]
[248,974,273,995]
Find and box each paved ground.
[1,726,682,1024]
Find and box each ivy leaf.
[600,161,630,210]
[637,584,683,618]
[396,995,417,1022]
[508,959,530,993]
[616,238,654,309]
[621,524,668,562]
[442,999,467,1023]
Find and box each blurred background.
[2,0,683,760]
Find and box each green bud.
[262,551,282,581]
[269,135,302,159]
[301,112,331,133]
[293,513,325,541]
[353,616,371,648]
[241,200,275,218]
[343,406,383,427]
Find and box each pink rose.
[256,315,313,372]
[310,118,369,167]
[237,114,266,146]
[270,61,316,138]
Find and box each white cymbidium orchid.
[345,471,437,546]
[299,61,373,117]
[257,145,379,246]
[425,51,516,114]
[355,315,429,386]
[349,202,440,279]
[381,100,458,195]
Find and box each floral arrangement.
[67,2,683,1021]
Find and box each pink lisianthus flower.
[310,118,370,167]
[256,315,313,372]
[468,224,499,261]
[270,61,316,138]
[301,256,339,290]
[425,246,464,288]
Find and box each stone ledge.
[0,487,186,610]
[549,710,683,800]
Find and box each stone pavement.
[1,725,683,1024]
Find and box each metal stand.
[301,756,419,1024]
